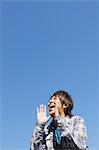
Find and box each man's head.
[48,90,73,117]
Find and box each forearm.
[30,125,46,150]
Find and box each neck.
[59,108,67,118]
[59,109,70,118]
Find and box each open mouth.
[50,105,55,108]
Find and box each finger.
[44,105,46,113]
[40,104,43,112]
[36,107,39,117]
[37,107,39,113]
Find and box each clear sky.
[1,1,99,150]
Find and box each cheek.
[57,102,62,109]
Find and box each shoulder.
[71,115,86,125]
[72,115,85,120]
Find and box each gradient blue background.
[1,1,99,150]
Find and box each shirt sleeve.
[56,115,88,150]
[30,125,47,150]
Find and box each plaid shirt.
[30,115,88,150]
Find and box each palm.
[37,104,50,125]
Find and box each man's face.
[48,96,63,117]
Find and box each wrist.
[36,122,45,129]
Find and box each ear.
[63,104,68,109]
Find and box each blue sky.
[1,1,99,150]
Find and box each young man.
[30,90,88,150]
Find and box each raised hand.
[36,104,50,126]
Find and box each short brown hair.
[50,90,73,117]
